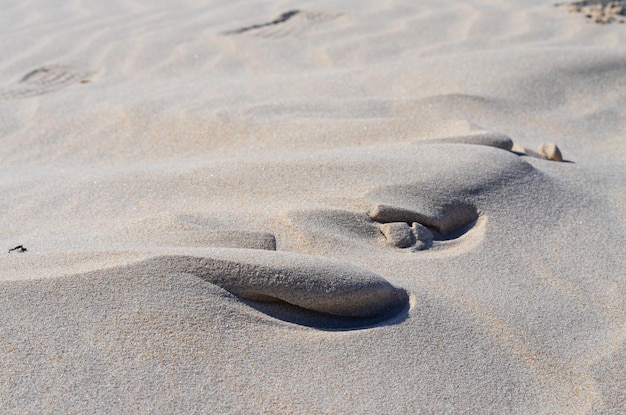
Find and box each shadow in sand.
[511,151,575,163]
[431,216,479,242]
[241,294,410,331]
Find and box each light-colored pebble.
[537,143,563,162]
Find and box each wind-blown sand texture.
[1,0,625,413]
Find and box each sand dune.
[1,0,625,413]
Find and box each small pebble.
[537,143,563,162]
[379,222,415,248]
[411,222,434,241]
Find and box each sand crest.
[428,131,514,151]
[139,249,409,319]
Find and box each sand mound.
[366,144,536,236]
[139,249,409,319]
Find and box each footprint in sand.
[0,64,92,100]
[136,249,410,330]
[556,1,626,24]
[223,10,341,38]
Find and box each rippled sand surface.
[1,1,625,413]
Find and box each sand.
[1,0,625,413]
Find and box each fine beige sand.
[1,0,625,413]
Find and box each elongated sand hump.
[140,249,409,319]
[367,144,537,235]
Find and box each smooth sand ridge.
[426,131,515,151]
[119,215,279,250]
[2,248,410,327]
[139,249,409,319]
[1,0,625,413]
